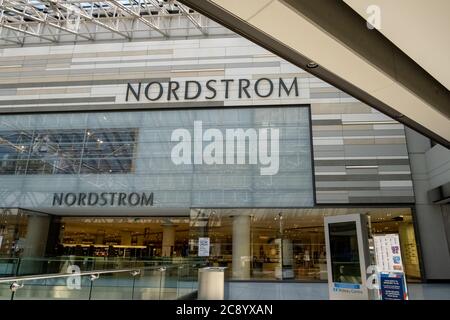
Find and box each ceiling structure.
[0,0,226,45]
[179,0,450,148]
[0,0,448,147]
[344,0,450,91]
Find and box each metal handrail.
[0,265,176,284]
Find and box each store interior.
[189,207,422,282]
[0,207,421,282]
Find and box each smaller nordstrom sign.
[171,121,280,176]
[52,192,154,207]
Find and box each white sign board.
[198,237,210,257]
[373,234,404,272]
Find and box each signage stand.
[324,214,374,300]
[373,234,408,300]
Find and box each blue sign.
[334,283,361,289]
[379,272,407,300]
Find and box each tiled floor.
[227,282,450,300]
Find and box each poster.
[198,237,210,257]
[379,272,408,300]
[373,234,404,272]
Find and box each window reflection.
[0,128,137,175]
[190,207,421,282]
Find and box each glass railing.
[0,256,207,277]
[0,258,19,277]
[0,262,204,300]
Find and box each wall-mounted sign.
[52,192,153,207]
[373,234,404,272]
[126,77,300,102]
[198,237,210,257]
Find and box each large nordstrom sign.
[171,121,280,176]
[125,77,299,102]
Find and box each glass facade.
[0,107,422,284]
[0,128,137,175]
[0,106,313,209]
[189,207,421,282]
[0,207,422,282]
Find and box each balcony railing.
[0,260,204,300]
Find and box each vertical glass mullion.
[23,130,35,176]
[78,129,88,174]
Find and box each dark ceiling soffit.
[179,0,449,148]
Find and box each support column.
[232,215,251,279]
[22,214,51,275]
[405,128,450,280]
[23,214,51,258]
[162,224,175,257]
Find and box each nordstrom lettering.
[52,192,154,207]
[125,77,299,102]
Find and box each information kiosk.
[324,214,374,300]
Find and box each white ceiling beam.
[46,0,131,39]
[177,2,206,35]
[0,3,93,41]
[0,22,56,42]
[107,0,168,37]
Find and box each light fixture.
[306,61,318,69]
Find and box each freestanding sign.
[373,234,404,272]
[324,214,374,300]
[379,272,408,300]
[373,234,408,300]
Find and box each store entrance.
[50,216,190,260]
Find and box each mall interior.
[0,0,449,300]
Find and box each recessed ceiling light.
[307,61,318,69]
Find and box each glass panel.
[190,207,421,282]
[0,107,314,208]
[328,222,361,284]
[0,128,137,175]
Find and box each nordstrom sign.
[52,192,154,207]
[125,77,299,102]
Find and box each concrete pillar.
[21,214,51,275]
[23,214,50,258]
[232,215,251,279]
[162,224,175,257]
[405,128,450,280]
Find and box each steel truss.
[0,0,209,45]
